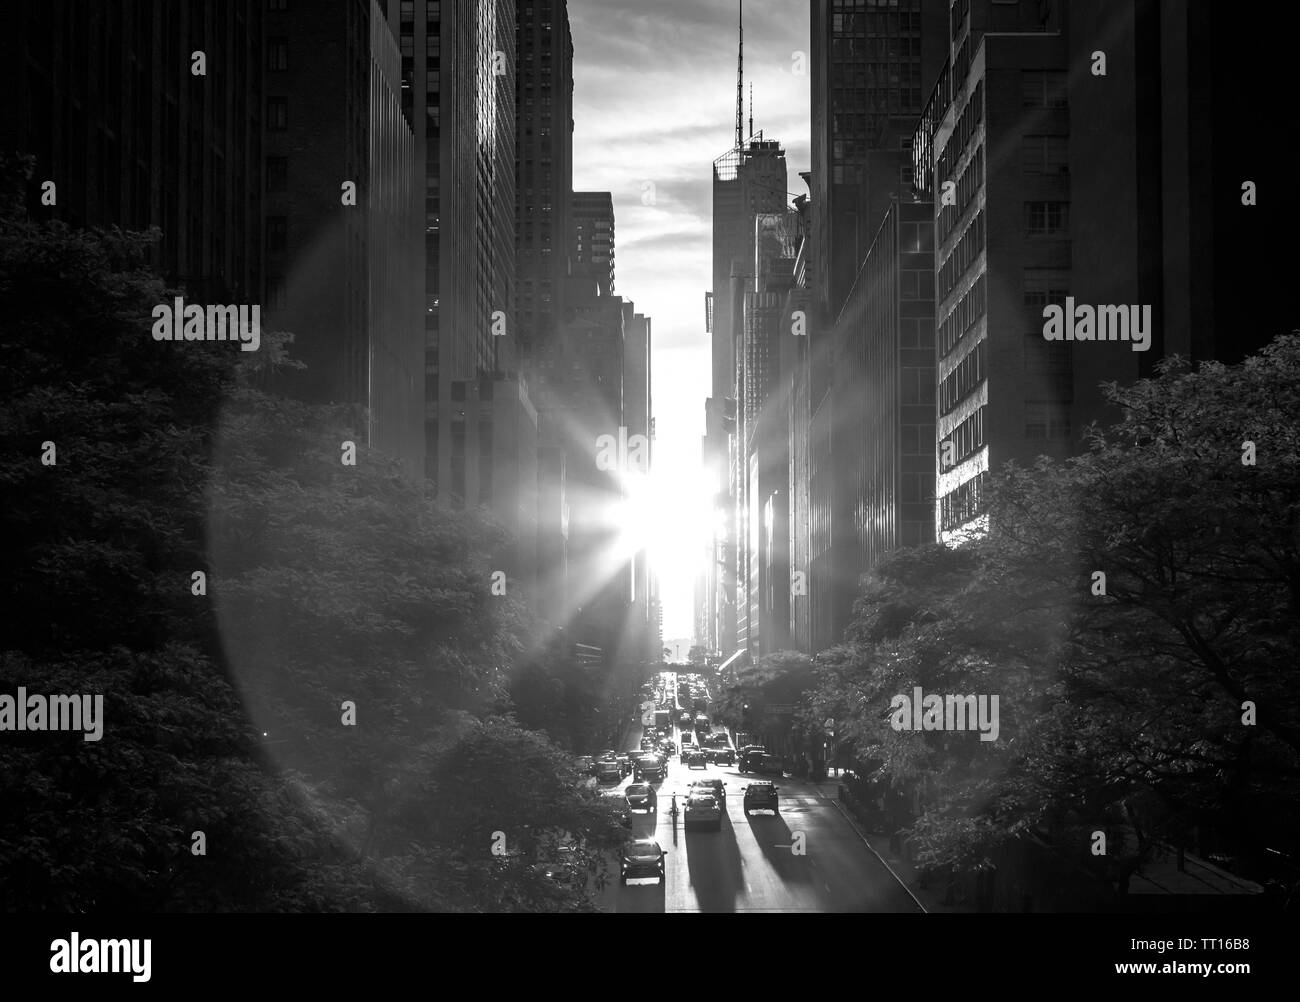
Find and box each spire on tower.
[749,82,753,139]
[735,0,744,151]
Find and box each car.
[686,751,707,770]
[620,838,665,884]
[688,778,726,803]
[660,739,676,755]
[625,782,657,813]
[743,781,779,815]
[641,737,657,751]
[684,793,722,832]
[737,748,767,773]
[747,753,784,776]
[712,749,734,767]
[635,755,665,781]
[604,791,633,827]
[596,759,623,783]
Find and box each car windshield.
[627,785,649,795]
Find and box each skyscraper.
[804,0,948,650]
[571,190,615,297]
[2,1,265,306]
[387,0,518,494]
[920,0,1300,542]
[515,0,574,368]
[265,0,423,477]
[810,0,947,325]
[709,135,788,657]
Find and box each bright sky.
[570,0,811,642]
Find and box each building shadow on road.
[683,810,745,913]
[745,809,815,886]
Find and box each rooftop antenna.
[749,83,754,139]
[735,0,744,151]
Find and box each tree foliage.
[807,338,1300,887]
[0,158,623,911]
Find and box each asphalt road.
[594,671,921,913]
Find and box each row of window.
[936,79,983,185]
[940,470,985,532]
[950,0,969,40]
[938,337,985,416]
[937,399,1070,456]
[833,7,926,36]
[937,208,984,301]
[938,272,986,359]
[937,142,982,245]
[1022,268,1069,310]
[941,405,984,470]
[952,34,971,90]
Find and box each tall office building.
[516,0,574,368]
[709,135,788,658]
[805,0,947,650]
[1,1,265,305]
[784,193,814,654]
[809,0,948,325]
[920,0,1300,542]
[571,190,614,297]
[840,199,936,576]
[624,309,655,661]
[387,0,518,494]
[264,0,423,477]
[742,209,804,657]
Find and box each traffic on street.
[580,669,921,913]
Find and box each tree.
[0,156,625,911]
[807,338,1300,893]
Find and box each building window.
[265,157,288,192]
[267,38,288,71]
[267,97,287,130]
[1022,269,1070,310]
[266,215,287,253]
[1022,70,1067,109]
[1021,135,1068,175]
[268,0,287,11]
[1024,200,1069,236]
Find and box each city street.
[594,672,920,913]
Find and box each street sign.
[823,717,835,733]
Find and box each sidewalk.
[811,780,976,914]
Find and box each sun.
[611,463,716,581]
